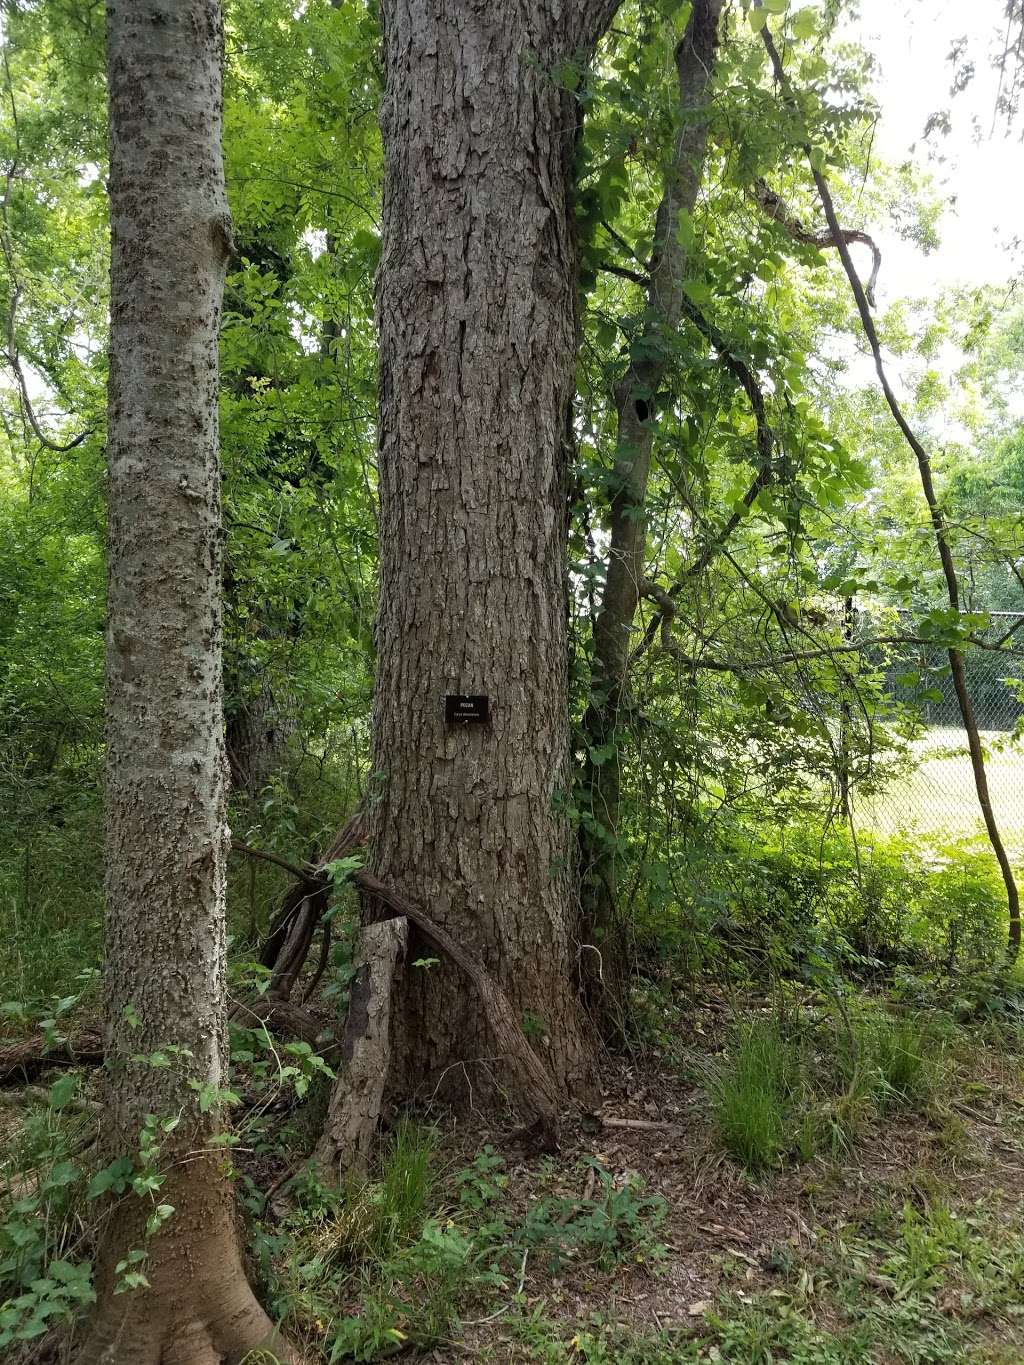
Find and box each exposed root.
[355,870,561,1149]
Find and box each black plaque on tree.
[444,694,489,725]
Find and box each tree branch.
[757,10,1021,960]
[750,177,882,307]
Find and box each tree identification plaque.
[444,694,489,725]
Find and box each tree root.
[354,870,561,1149]
[236,820,564,1155]
[74,1156,305,1365]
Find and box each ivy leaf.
[88,1157,134,1200]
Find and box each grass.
[709,1017,805,1169]
[857,726,1024,850]
[3,984,1024,1362]
[710,1007,951,1173]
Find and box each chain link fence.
[851,611,1024,851]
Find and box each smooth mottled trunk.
[579,0,723,1014]
[77,3,296,1360]
[369,0,614,1104]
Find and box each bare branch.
[751,177,882,307]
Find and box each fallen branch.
[228,996,329,1052]
[601,1115,684,1133]
[0,1033,103,1086]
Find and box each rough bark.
[578,0,723,1014]
[77,3,298,1359]
[225,669,294,799]
[370,0,609,1108]
[355,871,562,1145]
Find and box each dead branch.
[751,177,882,307]
[314,917,408,1179]
[0,1032,103,1086]
[228,996,328,1051]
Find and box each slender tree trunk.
[77,4,297,1359]
[369,0,616,1105]
[757,22,1021,965]
[579,0,723,1013]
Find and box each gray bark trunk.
[78,3,297,1359]
[370,0,612,1105]
[579,0,723,1011]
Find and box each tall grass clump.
[832,1007,949,1112]
[318,1118,440,1268]
[709,1018,805,1170]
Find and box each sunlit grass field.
[856,727,1024,852]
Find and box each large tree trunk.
[579,0,723,1015]
[369,0,615,1106]
[77,3,296,1359]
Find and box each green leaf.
[748,7,768,30]
[42,1161,78,1191]
[88,1157,134,1200]
[791,7,817,39]
[47,1074,78,1110]
[682,280,713,307]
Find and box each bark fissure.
[370,0,614,1105]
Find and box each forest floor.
[246,985,1024,1365]
[2,984,1024,1362]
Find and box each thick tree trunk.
[77,3,296,1359]
[370,0,612,1106]
[579,0,723,1014]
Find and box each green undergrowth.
[710,1004,952,1171]
[478,1190,1024,1363]
[630,823,1012,994]
[2,995,1024,1361]
[263,1131,670,1361]
[0,755,360,1015]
